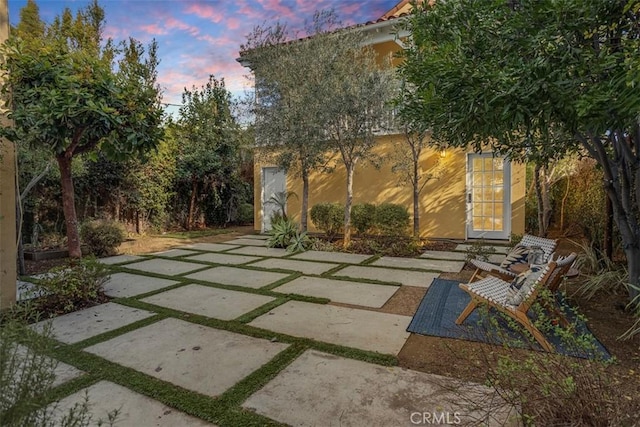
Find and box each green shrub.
[81,219,126,256]
[237,203,254,224]
[464,238,496,262]
[374,203,409,236]
[267,217,298,249]
[0,311,117,425]
[351,203,376,235]
[31,257,110,314]
[310,203,343,237]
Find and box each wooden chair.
[468,234,558,282]
[456,262,557,352]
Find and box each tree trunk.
[625,246,640,301]
[560,175,570,232]
[604,195,613,263]
[534,163,544,236]
[301,170,309,232]
[56,154,82,259]
[541,166,552,234]
[343,164,354,248]
[15,195,25,275]
[186,178,198,230]
[413,160,420,237]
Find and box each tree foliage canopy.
[1,0,164,257]
[400,0,640,298]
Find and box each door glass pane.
[473,217,483,229]
[469,155,507,233]
[483,157,493,170]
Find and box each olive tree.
[242,10,396,244]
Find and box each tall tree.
[241,11,340,232]
[242,10,396,244]
[400,0,640,301]
[1,0,164,258]
[175,75,241,230]
[394,83,442,237]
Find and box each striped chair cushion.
[499,244,530,269]
[506,265,544,305]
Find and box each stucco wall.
[253,136,526,240]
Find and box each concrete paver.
[185,266,290,289]
[372,256,464,273]
[273,276,398,308]
[53,381,215,426]
[225,238,268,246]
[420,250,468,261]
[141,284,275,320]
[249,301,411,355]
[243,349,514,427]
[226,246,289,257]
[124,259,205,276]
[184,252,261,265]
[31,303,155,344]
[53,360,84,387]
[239,234,269,240]
[290,250,373,264]
[180,242,239,252]
[103,272,178,298]
[332,265,437,288]
[84,318,289,397]
[151,248,199,257]
[248,258,339,275]
[97,254,144,265]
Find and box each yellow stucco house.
[242,0,525,241]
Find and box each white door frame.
[466,153,511,240]
[261,167,286,233]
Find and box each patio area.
[25,235,520,426]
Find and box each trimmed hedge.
[310,203,343,237]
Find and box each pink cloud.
[184,3,224,23]
[165,17,201,37]
[140,23,168,36]
[227,17,240,30]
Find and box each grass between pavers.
[21,250,411,425]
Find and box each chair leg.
[514,311,554,352]
[456,298,478,325]
[468,268,481,283]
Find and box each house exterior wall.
[253,137,526,239]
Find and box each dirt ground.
[25,228,640,412]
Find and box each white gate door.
[261,167,286,232]
[467,154,511,240]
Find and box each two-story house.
[240,0,525,240]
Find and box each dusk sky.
[7,0,400,114]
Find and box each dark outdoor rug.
[407,278,610,360]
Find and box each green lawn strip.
[214,343,306,409]
[42,372,103,407]
[63,314,167,351]
[233,297,291,324]
[360,254,381,265]
[259,271,301,291]
[317,272,403,288]
[116,281,192,300]
[321,263,351,276]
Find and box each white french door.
[466,154,511,240]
